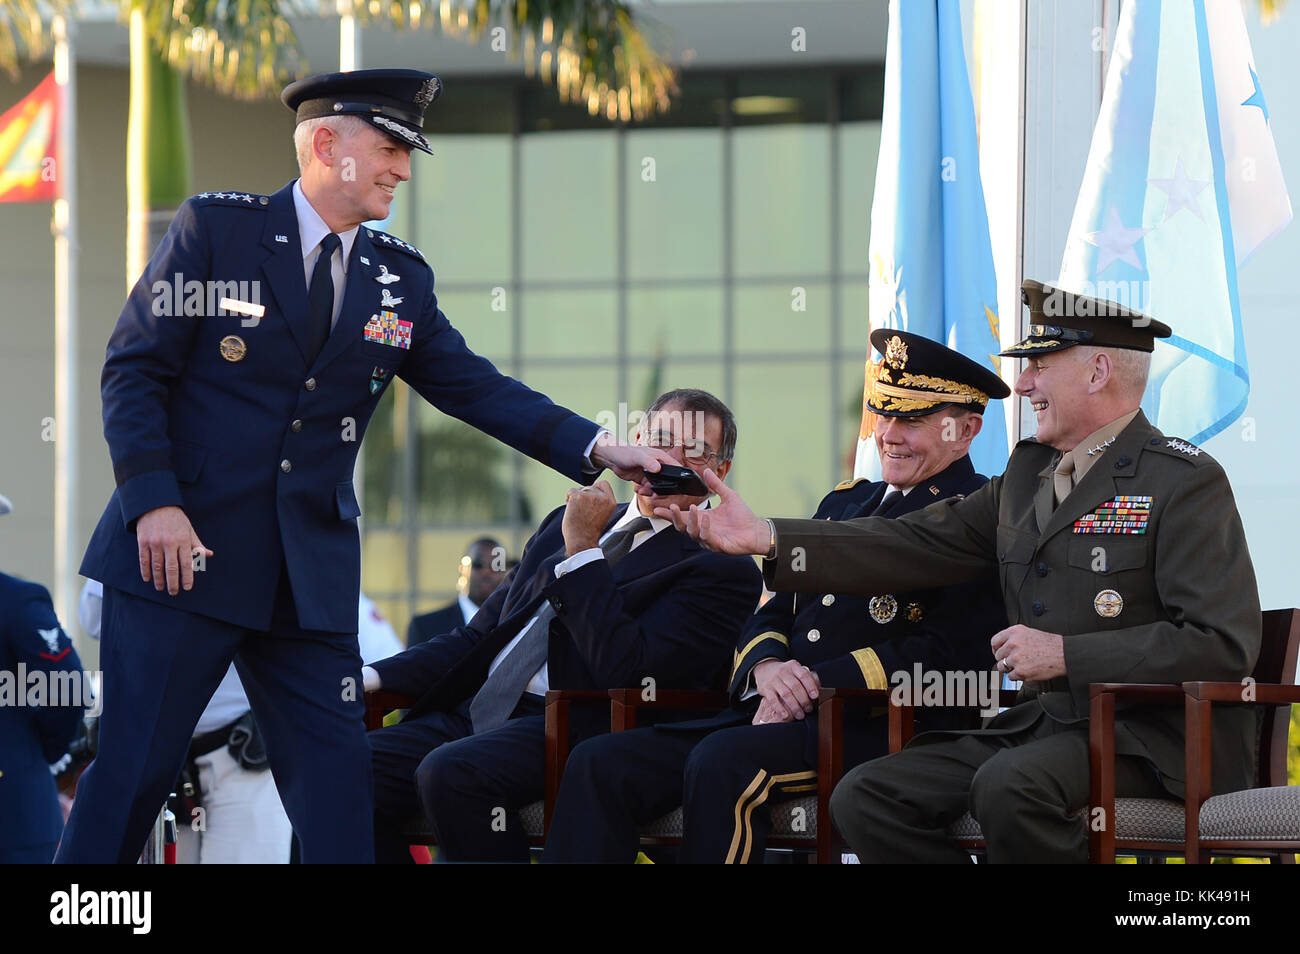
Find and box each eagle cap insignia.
[884,335,909,370]
[414,77,441,110]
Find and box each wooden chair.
[362,688,611,850]
[890,608,1300,863]
[609,686,894,863]
[1088,607,1300,863]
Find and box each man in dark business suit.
[543,333,1008,863]
[364,389,763,862]
[59,69,669,864]
[407,538,507,647]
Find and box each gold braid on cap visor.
[868,372,990,413]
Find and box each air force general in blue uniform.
[58,70,660,863]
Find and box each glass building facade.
[362,67,884,632]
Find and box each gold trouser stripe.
[726,771,769,863]
[727,770,818,864]
[730,631,790,678]
[782,783,818,794]
[851,647,888,690]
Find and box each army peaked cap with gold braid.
[1000,279,1173,356]
[867,328,1010,418]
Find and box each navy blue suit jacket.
[0,574,85,857]
[371,503,764,720]
[81,182,601,633]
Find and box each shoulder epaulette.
[833,476,867,492]
[365,227,425,261]
[192,191,268,208]
[1148,435,1211,463]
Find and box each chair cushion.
[639,797,821,841]
[520,800,546,838]
[948,797,1185,844]
[770,796,819,840]
[1199,786,1300,841]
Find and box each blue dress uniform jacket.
[0,574,85,862]
[668,456,1004,751]
[769,412,1261,798]
[81,182,601,634]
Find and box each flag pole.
[52,13,79,633]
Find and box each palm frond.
[342,0,677,121]
[124,0,306,99]
[0,0,71,78]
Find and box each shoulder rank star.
[1167,438,1203,457]
[1086,437,1115,457]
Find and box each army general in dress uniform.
[59,70,667,864]
[662,281,1261,863]
[543,332,1009,863]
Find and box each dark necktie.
[871,490,904,517]
[469,515,654,733]
[306,233,341,365]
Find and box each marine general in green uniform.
[658,280,1261,863]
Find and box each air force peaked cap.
[281,69,442,155]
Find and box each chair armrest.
[606,689,729,732]
[364,690,417,731]
[1087,682,1184,863]
[1183,681,1300,705]
[1088,683,1185,703]
[543,690,618,833]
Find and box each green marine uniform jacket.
[767,411,1261,797]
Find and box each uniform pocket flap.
[996,527,1037,565]
[335,480,361,520]
[1066,537,1148,573]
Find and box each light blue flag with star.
[854,0,1008,481]
[1059,0,1291,445]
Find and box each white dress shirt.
[292,180,358,329]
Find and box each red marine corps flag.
[0,71,60,203]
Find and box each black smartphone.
[647,464,709,497]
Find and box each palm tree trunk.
[125,6,191,288]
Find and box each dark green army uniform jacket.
[767,411,1261,797]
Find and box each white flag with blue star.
[1059,0,1290,444]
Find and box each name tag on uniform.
[218,297,266,319]
[1073,495,1152,534]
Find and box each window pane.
[626,285,725,356]
[436,288,514,362]
[732,360,835,519]
[521,289,618,358]
[838,122,882,278]
[626,128,724,280]
[732,125,832,278]
[361,383,405,523]
[410,135,513,284]
[734,282,830,356]
[521,132,616,281]
[511,365,620,514]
